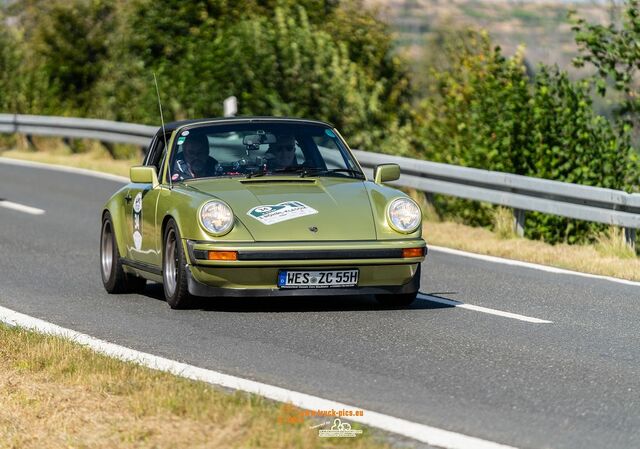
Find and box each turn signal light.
[208,250,238,261]
[402,247,424,258]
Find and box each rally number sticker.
[132,192,143,250]
[247,201,318,225]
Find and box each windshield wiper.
[300,168,365,179]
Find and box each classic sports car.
[100,117,426,308]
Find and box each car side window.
[145,133,170,177]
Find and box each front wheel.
[163,219,192,309]
[100,212,146,293]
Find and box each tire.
[374,292,418,308]
[162,219,192,309]
[100,212,147,294]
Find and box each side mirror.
[130,166,159,187]
[374,164,400,184]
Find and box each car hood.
[185,177,376,241]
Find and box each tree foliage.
[9,0,117,113]
[5,0,412,152]
[415,30,638,243]
[186,7,403,149]
[570,0,640,123]
[0,16,19,111]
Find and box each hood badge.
[309,226,318,233]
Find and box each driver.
[172,134,218,180]
[265,135,298,170]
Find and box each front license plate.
[278,269,359,289]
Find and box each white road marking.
[418,294,552,324]
[0,304,519,449]
[430,245,640,288]
[0,200,45,215]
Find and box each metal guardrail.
[1,114,638,246]
[354,151,640,245]
[0,114,156,146]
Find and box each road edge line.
[430,245,640,288]
[0,304,518,449]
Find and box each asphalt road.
[1,160,639,449]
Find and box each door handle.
[125,193,132,203]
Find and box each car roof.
[162,116,335,133]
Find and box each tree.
[117,1,413,151]
[526,66,637,243]
[417,31,531,173]
[571,0,640,124]
[0,10,62,115]
[159,6,401,150]
[414,28,638,243]
[0,16,20,111]
[8,0,119,114]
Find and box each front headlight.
[387,198,421,233]
[199,200,234,236]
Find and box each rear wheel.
[100,212,146,293]
[374,292,418,308]
[163,219,192,309]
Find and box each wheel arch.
[160,214,175,244]
[160,214,193,264]
[102,207,129,260]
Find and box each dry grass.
[491,207,517,240]
[0,136,138,177]
[0,324,389,449]
[425,220,640,281]
[595,226,637,260]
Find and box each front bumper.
[184,239,426,297]
[186,265,421,297]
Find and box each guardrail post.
[424,192,435,207]
[513,209,525,237]
[25,134,35,149]
[624,227,636,249]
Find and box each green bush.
[116,0,413,152]
[525,66,638,243]
[415,30,638,243]
[0,17,18,111]
[571,0,640,123]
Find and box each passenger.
[265,135,299,170]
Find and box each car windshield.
[168,122,364,181]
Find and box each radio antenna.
[153,72,171,188]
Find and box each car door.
[127,132,169,268]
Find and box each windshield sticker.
[324,129,336,138]
[247,201,318,225]
[177,136,186,145]
[132,192,143,250]
[181,130,190,136]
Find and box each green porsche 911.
[100,117,426,308]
